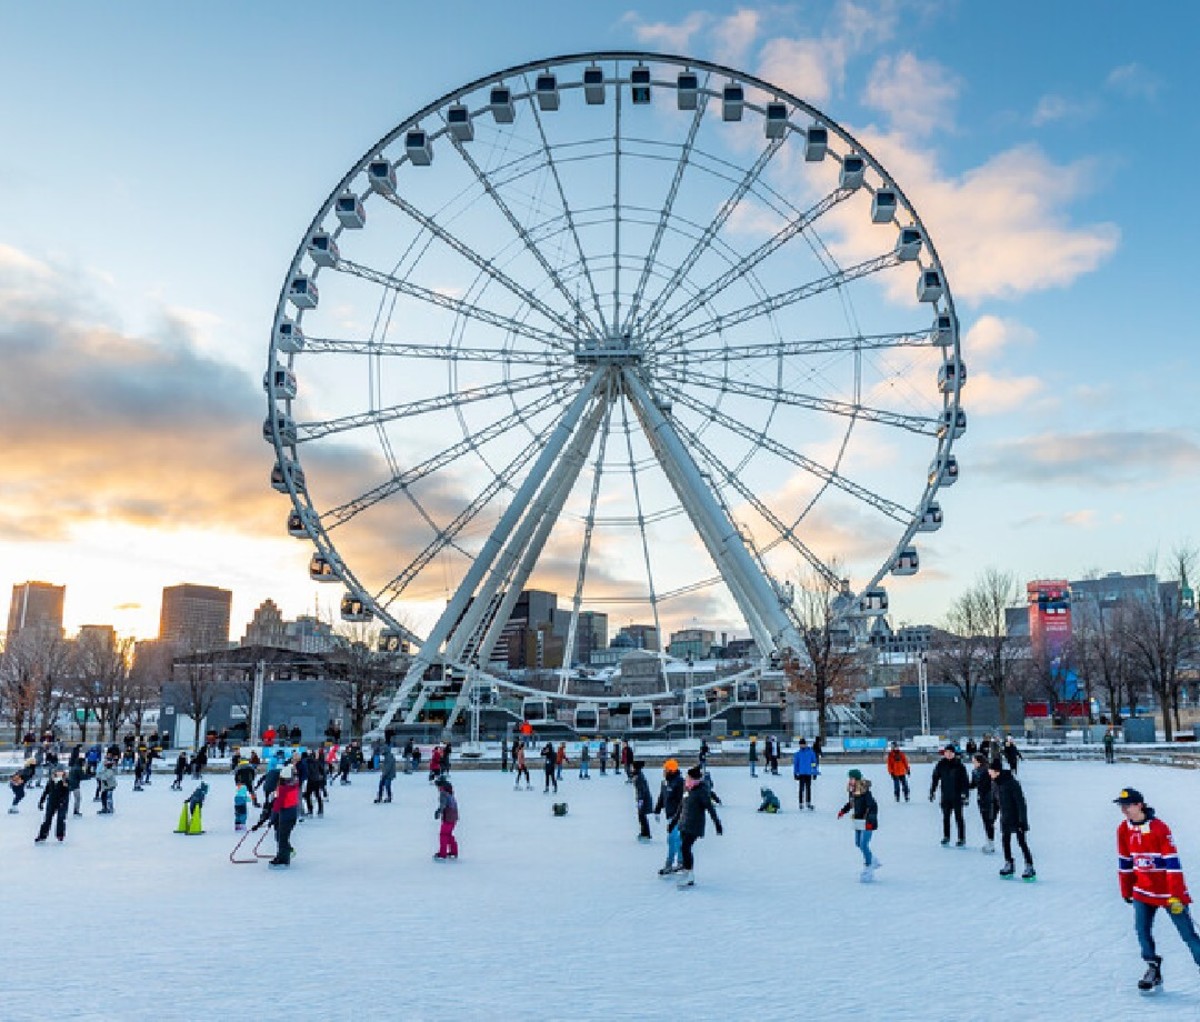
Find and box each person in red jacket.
[1115,787,1200,993]
[269,761,302,869]
[885,742,911,803]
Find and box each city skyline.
[0,2,1196,642]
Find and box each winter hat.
[663,758,679,773]
[942,744,957,754]
[1114,787,1144,805]
[436,777,453,791]
[686,765,704,780]
[847,769,863,780]
[988,759,1004,773]
[632,759,645,772]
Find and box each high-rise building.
[7,581,65,638]
[158,583,232,651]
[77,624,117,649]
[241,599,288,647]
[615,623,659,652]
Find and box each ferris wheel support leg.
[378,370,606,731]
[622,369,803,657]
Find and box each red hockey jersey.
[1118,814,1191,907]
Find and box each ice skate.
[433,853,449,862]
[637,834,652,843]
[982,840,995,854]
[999,860,1015,878]
[1021,864,1036,881]
[7,807,17,814]
[675,870,694,888]
[859,867,874,883]
[940,837,950,846]
[658,864,678,877]
[955,838,966,847]
[1137,958,1162,994]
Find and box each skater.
[671,765,723,888]
[234,779,251,831]
[269,764,302,868]
[375,744,396,804]
[792,737,818,810]
[929,744,969,846]
[8,758,35,813]
[654,759,685,874]
[440,742,452,777]
[578,740,591,779]
[171,752,188,791]
[698,739,710,768]
[837,770,880,882]
[433,776,459,861]
[428,743,443,783]
[632,760,653,841]
[35,768,71,843]
[598,738,608,776]
[748,736,758,777]
[403,738,415,775]
[757,787,781,813]
[540,742,558,794]
[555,741,568,781]
[989,760,1033,880]
[621,740,634,781]
[1103,727,1116,764]
[885,741,911,802]
[67,756,85,817]
[969,753,998,854]
[1002,735,1023,774]
[767,735,781,775]
[338,747,353,785]
[513,741,531,790]
[1114,787,1200,992]
[97,757,118,814]
[234,758,260,807]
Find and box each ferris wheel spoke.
[649,187,854,340]
[296,371,564,443]
[659,382,912,524]
[670,414,842,587]
[652,328,941,367]
[658,368,938,436]
[620,76,711,337]
[658,251,903,352]
[334,257,570,350]
[379,190,582,341]
[319,386,573,529]
[302,335,568,365]
[637,138,784,334]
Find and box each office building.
[7,581,65,638]
[158,583,232,651]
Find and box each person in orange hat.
[654,759,685,875]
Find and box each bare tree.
[327,624,398,739]
[172,646,222,750]
[972,568,1025,733]
[1074,591,1133,725]
[70,632,136,741]
[929,588,987,735]
[0,628,73,739]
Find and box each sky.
[1,1,1197,644]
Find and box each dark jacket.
[676,780,722,837]
[969,764,996,817]
[633,771,653,814]
[838,787,879,830]
[234,762,257,789]
[930,756,970,804]
[992,771,1029,831]
[67,763,85,792]
[39,777,71,812]
[654,771,684,818]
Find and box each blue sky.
[0,1,1196,641]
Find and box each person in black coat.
[989,760,1034,878]
[929,745,970,846]
[541,742,558,794]
[632,760,652,840]
[1002,737,1023,774]
[654,760,685,872]
[969,753,998,854]
[35,768,72,842]
[670,765,723,887]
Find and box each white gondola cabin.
[917,268,944,303]
[275,319,304,354]
[859,587,889,616]
[334,192,365,228]
[928,454,960,487]
[367,158,396,196]
[309,552,340,582]
[287,274,318,310]
[871,188,897,223]
[270,459,305,494]
[629,703,656,730]
[895,226,923,261]
[262,413,297,445]
[839,154,865,189]
[736,680,761,703]
[805,124,828,160]
[630,65,651,104]
[377,629,410,654]
[535,73,559,111]
[676,70,699,110]
[722,83,744,121]
[937,407,967,440]
[934,311,955,347]
[574,706,599,732]
[489,86,515,123]
[264,364,297,399]
[892,547,919,576]
[764,102,788,139]
[938,358,967,393]
[583,66,605,104]
[447,103,474,141]
[307,231,338,268]
[918,502,944,532]
[340,593,373,623]
[286,509,313,538]
[405,130,432,166]
[522,697,552,723]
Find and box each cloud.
[963,315,1036,359]
[863,52,961,138]
[622,10,712,52]
[759,36,842,106]
[1106,63,1163,101]
[965,371,1045,415]
[1063,509,1098,527]
[979,430,1200,488]
[712,9,762,67]
[1031,93,1097,126]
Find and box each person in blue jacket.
[792,737,819,810]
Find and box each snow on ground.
[4,757,1199,1020]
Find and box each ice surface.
[5,759,1199,1020]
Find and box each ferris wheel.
[264,51,965,729]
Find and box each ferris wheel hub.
[573,333,644,366]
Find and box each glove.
[714,822,723,836]
[837,809,846,819]
[1123,897,1133,904]
[1169,898,1185,915]
[433,809,441,820]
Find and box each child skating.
[433,776,459,861]
[837,769,880,882]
